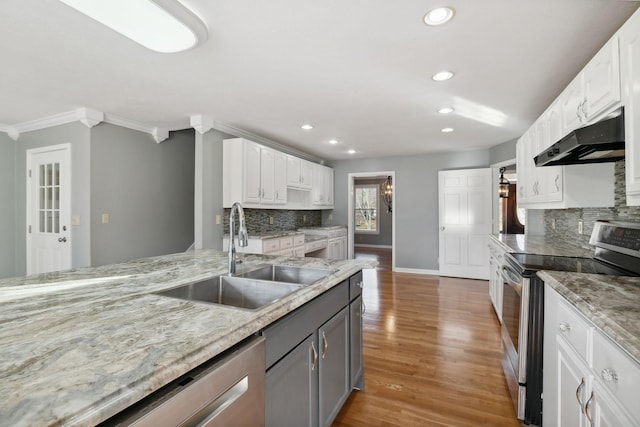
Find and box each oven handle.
[502,265,523,293]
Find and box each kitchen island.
[0,250,374,426]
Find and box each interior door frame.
[490,158,516,234]
[347,171,396,271]
[26,143,72,275]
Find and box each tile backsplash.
[223,208,322,234]
[542,160,640,248]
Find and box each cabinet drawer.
[280,236,294,249]
[279,248,294,257]
[262,281,349,369]
[293,234,305,247]
[557,299,593,363]
[262,238,280,253]
[349,271,363,301]
[593,330,640,423]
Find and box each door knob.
[58,237,67,243]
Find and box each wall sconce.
[499,167,510,198]
[381,176,393,213]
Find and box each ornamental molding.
[190,114,214,134]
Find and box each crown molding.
[196,117,323,163]
[76,108,104,128]
[190,114,213,134]
[98,114,169,143]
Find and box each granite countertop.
[298,225,347,231]
[490,233,595,258]
[539,270,640,364]
[0,250,374,426]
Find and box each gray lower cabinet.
[263,272,363,427]
[266,334,318,427]
[318,307,350,427]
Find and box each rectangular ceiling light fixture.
[58,0,208,53]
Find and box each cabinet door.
[243,140,262,204]
[557,338,591,427]
[260,147,276,204]
[590,382,636,427]
[350,296,364,390]
[584,37,621,121]
[266,334,319,427]
[560,74,586,136]
[274,152,287,204]
[324,167,334,206]
[312,164,324,205]
[287,155,302,187]
[318,307,350,427]
[621,10,640,205]
[300,160,314,190]
[516,138,530,203]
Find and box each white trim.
[103,114,169,143]
[393,267,440,276]
[354,244,392,249]
[190,114,214,134]
[76,108,104,128]
[348,171,396,271]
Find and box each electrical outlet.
[101,213,110,224]
[328,213,333,221]
[269,216,274,225]
[551,219,556,230]
[303,215,307,222]
[71,215,81,226]
[215,215,221,225]
[578,220,584,235]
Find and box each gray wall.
[324,150,490,270]
[353,177,392,247]
[14,122,92,275]
[90,124,195,266]
[489,138,517,165]
[0,134,15,278]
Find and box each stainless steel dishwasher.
[104,336,265,427]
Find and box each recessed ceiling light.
[424,7,455,26]
[301,124,313,130]
[328,139,339,145]
[441,127,454,133]
[438,107,455,114]
[347,149,356,154]
[432,71,454,81]
[58,0,208,53]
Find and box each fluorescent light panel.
[58,0,208,53]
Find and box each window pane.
[355,186,378,232]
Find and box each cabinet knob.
[558,322,571,333]
[600,368,618,382]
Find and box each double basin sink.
[155,264,336,310]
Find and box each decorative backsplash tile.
[222,208,322,234]
[542,160,640,248]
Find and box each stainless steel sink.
[239,265,336,285]
[155,276,304,310]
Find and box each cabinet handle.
[585,391,594,426]
[554,174,560,191]
[361,300,366,315]
[258,187,261,198]
[575,377,586,413]
[311,341,318,371]
[600,368,618,382]
[275,189,278,199]
[581,99,588,120]
[358,281,363,289]
[322,331,328,359]
[558,322,572,333]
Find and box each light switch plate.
[102,213,110,224]
[215,215,221,225]
[71,215,81,226]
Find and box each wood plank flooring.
[333,247,520,427]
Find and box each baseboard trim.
[354,244,392,249]
[393,267,440,275]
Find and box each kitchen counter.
[222,230,303,240]
[490,233,595,258]
[0,250,374,426]
[538,270,640,364]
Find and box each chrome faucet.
[228,202,249,275]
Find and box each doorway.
[347,172,395,271]
[26,144,72,275]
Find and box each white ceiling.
[1,0,638,160]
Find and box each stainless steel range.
[501,221,640,426]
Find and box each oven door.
[501,259,529,419]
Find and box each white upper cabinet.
[559,37,621,137]
[286,155,313,190]
[311,164,334,208]
[621,8,640,205]
[223,138,333,209]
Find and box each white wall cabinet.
[543,285,639,427]
[287,155,313,190]
[621,9,640,206]
[224,138,334,209]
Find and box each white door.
[438,168,491,280]
[26,144,72,275]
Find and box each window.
[355,185,379,234]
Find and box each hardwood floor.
[333,247,520,427]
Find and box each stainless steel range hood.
[534,108,624,167]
